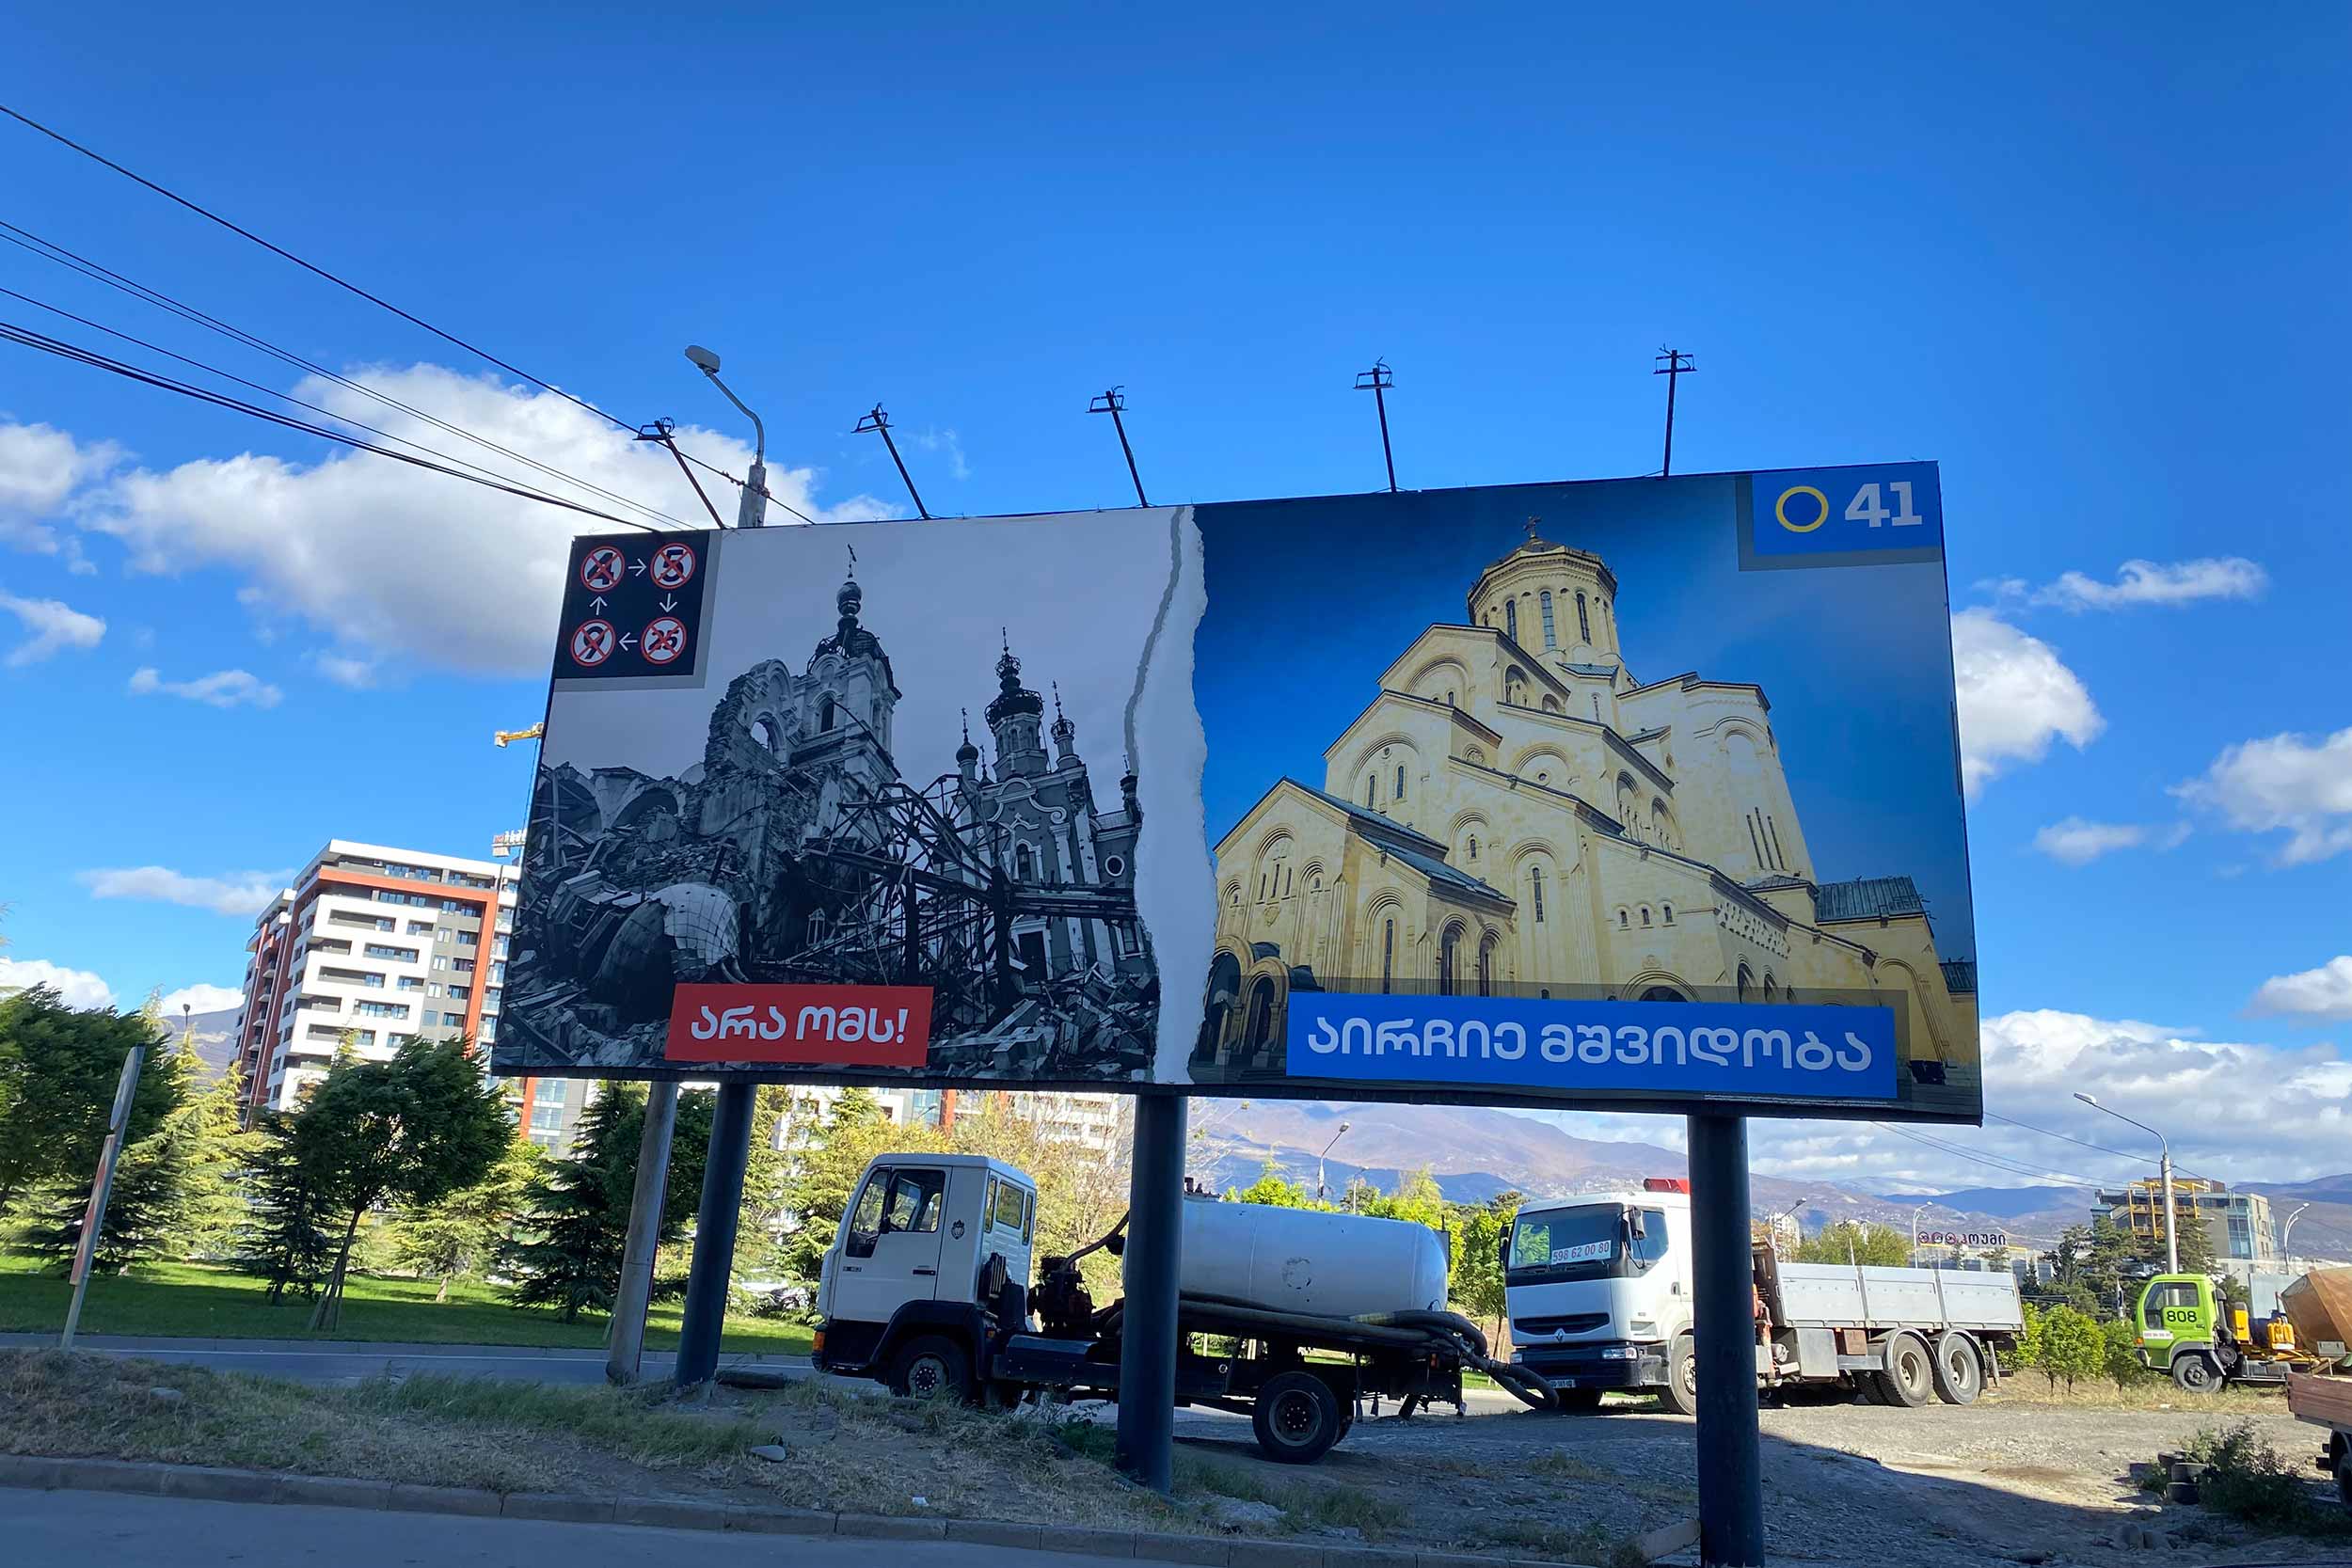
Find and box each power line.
[0,317,664,531]
[0,219,693,532]
[0,105,777,521]
[1985,1113,2159,1168]
[0,283,652,525]
[1871,1123,2108,1189]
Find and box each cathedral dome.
[986,641,1044,724]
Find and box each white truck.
[812,1151,1552,1462]
[1503,1179,2024,1414]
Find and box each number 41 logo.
[1846,481,1925,529]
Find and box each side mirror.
[1104,1232,1126,1258]
[1629,1210,1648,1241]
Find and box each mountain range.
[1188,1100,2352,1257]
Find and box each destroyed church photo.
[502,547,1161,1085]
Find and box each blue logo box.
[1749,463,1943,560]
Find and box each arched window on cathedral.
[1465,834,1479,862]
[1380,918,1395,993]
[1245,977,1276,1051]
[1394,764,1406,801]
[1539,590,1556,648]
[1365,774,1376,808]
[1016,844,1036,881]
[818,694,836,732]
[1477,931,1498,997]
[1504,599,1518,641]
[1530,866,1546,923]
[1737,964,1756,1002]
[1640,906,1652,927]
[1438,925,1462,996]
[1576,591,1591,643]
[807,910,827,946]
[1763,974,1779,1003]
[1617,908,1630,930]
[1661,902,1674,926]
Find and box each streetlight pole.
[684,344,768,529]
[1317,1121,1351,1205]
[2075,1093,2178,1275]
[2281,1203,2310,1266]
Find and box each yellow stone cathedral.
[1198,525,1979,1102]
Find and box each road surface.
[12,1488,1139,1567]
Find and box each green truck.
[2135,1274,2330,1392]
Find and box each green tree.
[299,1037,513,1329]
[1359,1166,1446,1228]
[1791,1219,1911,1267]
[2100,1315,2149,1392]
[2040,1306,2104,1392]
[236,1111,336,1302]
[1449,1192,1518,1342]
[734,1085,797,1281]
[0,987,178,1212]
[1224,1159,1323,1211]
[172,1048,259,1258]
[504,1084,715,1321]
[392,1140,544,1301]
[2013,1302,2048,1386]
[23,1013,199,1272]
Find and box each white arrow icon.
[629,559,647,577]
[620,633,638,651]
[589,594,608,612]
[658,594,678,613]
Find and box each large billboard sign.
[499,465,1979,1122]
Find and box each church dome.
[986,640,1044,725]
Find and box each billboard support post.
[61,1043,145,1352]
[606,1079,678,1385]
[1688,1111,1765,1568]
[674,1080,756,1388]
[1115,1091,1187,1493]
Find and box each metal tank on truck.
[1180,1196,1450,1318]
[809,1150,1551,1465]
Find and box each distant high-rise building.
[2094,1177,2276,1263]
[230,840,583,1152]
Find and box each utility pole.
[1654,347,1694,477]
[635,420,727,529]
[606,1079,678,1384]
[1354,360,1397,492]
[1089,388,1149,507]
[856,404,930,519]
[61,1042,146,1350]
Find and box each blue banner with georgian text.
[1285,996,1899,1101]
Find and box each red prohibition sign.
[649,541,697,589]
[570,618,617,668]
[641,615,689,666]
[579,546,627,593]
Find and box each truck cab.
[2137,1272,2304,1392]
[813,1152,1037,1398]
[1503,1184,1693,1411]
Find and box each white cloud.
[2031,557,2268,611]
[2174,726,2352,865]
[907,426,971,482]
[2250,957,2352,1022]
[0,956,115,1009]
[1949,608,2103,796]
[0,589,105,666]
[127,665,283,708]
[307,649,379,689]
[2032,817,2147,865]
[158,982,245,1017]
[73,365,892,679]
[78,864,292,919]
[0,420,121,557]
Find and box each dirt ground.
[1127,1384,2347,1566]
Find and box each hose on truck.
[1175,1293,1556,1413]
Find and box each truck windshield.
[1509,1205,1623,1283]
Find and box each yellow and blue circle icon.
[1750,464,1941,559]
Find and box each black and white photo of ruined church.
[506,562,1160,1081]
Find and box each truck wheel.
[1252,1370,1343,1464]
[2333,1444,2350,1514]
[2170,1351,2222,1395]
[1930,1333,1982,1405]
[1876,1333,1935,1408]
[888,1335,974,1402]
[1554,1388,1605,1414]
[1659,1336,1699,1418]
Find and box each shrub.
[2185,1420,2351,1537]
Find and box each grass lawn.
[0,1253,810,1355]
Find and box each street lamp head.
[2073,1092,2099,1107]
[1339,1121,1350,1134]
[684,344,722,375]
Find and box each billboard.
[499,465,1978,1122]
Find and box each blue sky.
[1,4,2346,1191]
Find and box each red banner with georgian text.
[663,984,933,1067]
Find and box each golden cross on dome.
[1525,516,1542,543]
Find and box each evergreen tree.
[237,1111,335,1302]
[734,1085,796,1282]
[24,1019,196,1273]
[504,1084,714,1321]
[173,1052,258,1258]
[2040,1305,2105,1392]
[0,987,178,1212]
[393,1140,543,1301]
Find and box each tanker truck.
[811,1151,1551,1462]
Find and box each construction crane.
[493,722,544,748]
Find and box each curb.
[0,1452,1595,1567]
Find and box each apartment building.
[230,840,585,1153]
[2095,1177,2277,1263]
